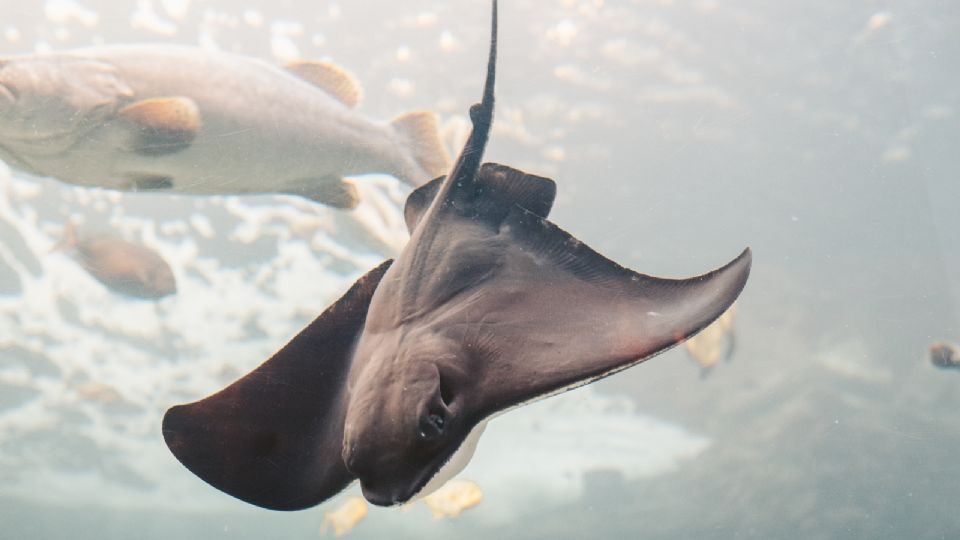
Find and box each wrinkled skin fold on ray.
[162,261,392,511]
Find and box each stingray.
[162,0,751,510]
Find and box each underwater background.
[0,0,958,538]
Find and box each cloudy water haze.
[0,0,958,538]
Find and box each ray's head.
[341,0,499,507]
[341,335,475,506]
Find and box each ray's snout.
[358,478,416,507]
[361,486,401,507]
[343,447,403,506]
[342,434,421,507]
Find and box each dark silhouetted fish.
[162,0,751,510]
[56,223,176,300]
[930,342,960,369]
[0,45,449,209]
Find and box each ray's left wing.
[162,260,392,510]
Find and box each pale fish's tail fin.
[391,111,451,185]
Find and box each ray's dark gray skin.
[162,0,751,510]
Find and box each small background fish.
[421,479,484,519]
[929,342,960,369]
[321,497,369,537]
[54,221,177,299]
[684,304,737,375]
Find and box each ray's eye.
[419,410,446,440]
[419,370,454,440]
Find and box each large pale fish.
[162,0,751,510]
[0,45,450,209]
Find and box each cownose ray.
[162,0,751,510]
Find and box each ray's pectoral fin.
[284,176,360,210]
[119,96,201,156]
[404,163,556,233]
[162,260,392,511]
[475,209,751,415]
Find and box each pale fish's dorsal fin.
[119,96,201,156]
[284,60,362,108]
[391,111,451,182]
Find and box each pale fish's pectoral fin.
[285,176,360,210]
[127,174,174,191]
[403,163,556,234]
[162,260,393,511]
[391,111,451,184]
[284,60,362,108]
[119,96,201,156]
